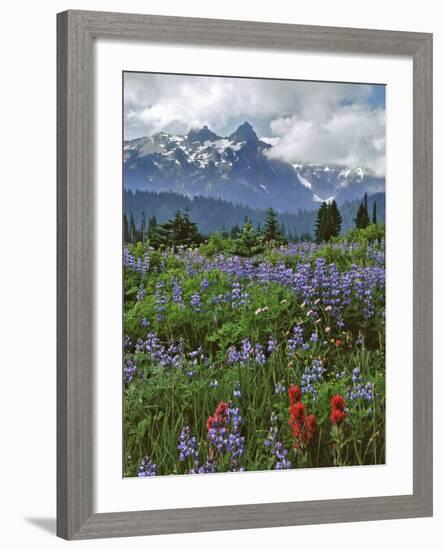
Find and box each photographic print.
[122,72,386,478]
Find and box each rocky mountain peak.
[229,121,259,143]
[186,125,220,143]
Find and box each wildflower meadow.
[123,216,386,477]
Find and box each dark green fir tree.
[152,210,204,249]
[314,202,328,243]
[372,201,377,225]
[263,208,284,244]
[140,211,146,242]
[129,213,137,244]
[327,200,342,239]
[355,193,370,229]
[123,213,130,244]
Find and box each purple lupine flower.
[200,278,210,289]
[267,337,277,353]
[274,381,287,396]
[154,282,168,321]
[274,442,292,470]
[190,292,202,312]
[123,358,137,383]
[227,346,240,365]
[207,402,245,471]
[346,367,374,402]
[171,277,184,308]
[123,248,150,274]
[178,427,199,463]
[231,282,249,309]
[136,285,147,302]
[288,325,304,351]
[264,412,292,469]
[264,412,278,448]
[188,461,218,475]
[138,456,157,477]
[123,335,132,349]
[301,360,325,399]
[254,343,266,365]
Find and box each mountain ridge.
[124,122,385,212]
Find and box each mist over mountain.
[124,122,385,213]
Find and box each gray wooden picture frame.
[57,9,433,540]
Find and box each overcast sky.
[124,72,385,176]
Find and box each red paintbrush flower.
[206,415,215,432]
[330,408,347,425]
[288,384,302,405]
[289,401,306,425]
[331,394,346,411]
[288,400,317,448]
[215,401,228,416]
[330,394,347,425]
[206,401,229,432]
[304,414,318,441]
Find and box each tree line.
[124,193,381,248]
[124,207,289,252]
[314,192,379,243]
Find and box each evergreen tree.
[123,213,130,244]
[314,202,328,243]
[263,208,283,244]
[150,210,204,249]
[372,201,377,225]
[230,224,241,238]
[314,201,342,242]
[129,213,137,244]
[140,211,146,243]
[148,215,158,231]
[231,220,265,257]
[147,215,158,243]
[354,194,370,229]
[326,200,342,239]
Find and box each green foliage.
[200,232,233,258]
[337,223,385,245]
[231,220,265,257]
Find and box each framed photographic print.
[57,10,433,540]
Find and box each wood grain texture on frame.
[57,10,433,540]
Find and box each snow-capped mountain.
[124,122,384,212]
[293,164,384,205]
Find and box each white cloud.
[267,106,386,177]
[124,73,385,175]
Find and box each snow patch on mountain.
[313,194,335,203]
[296,171,312,190]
